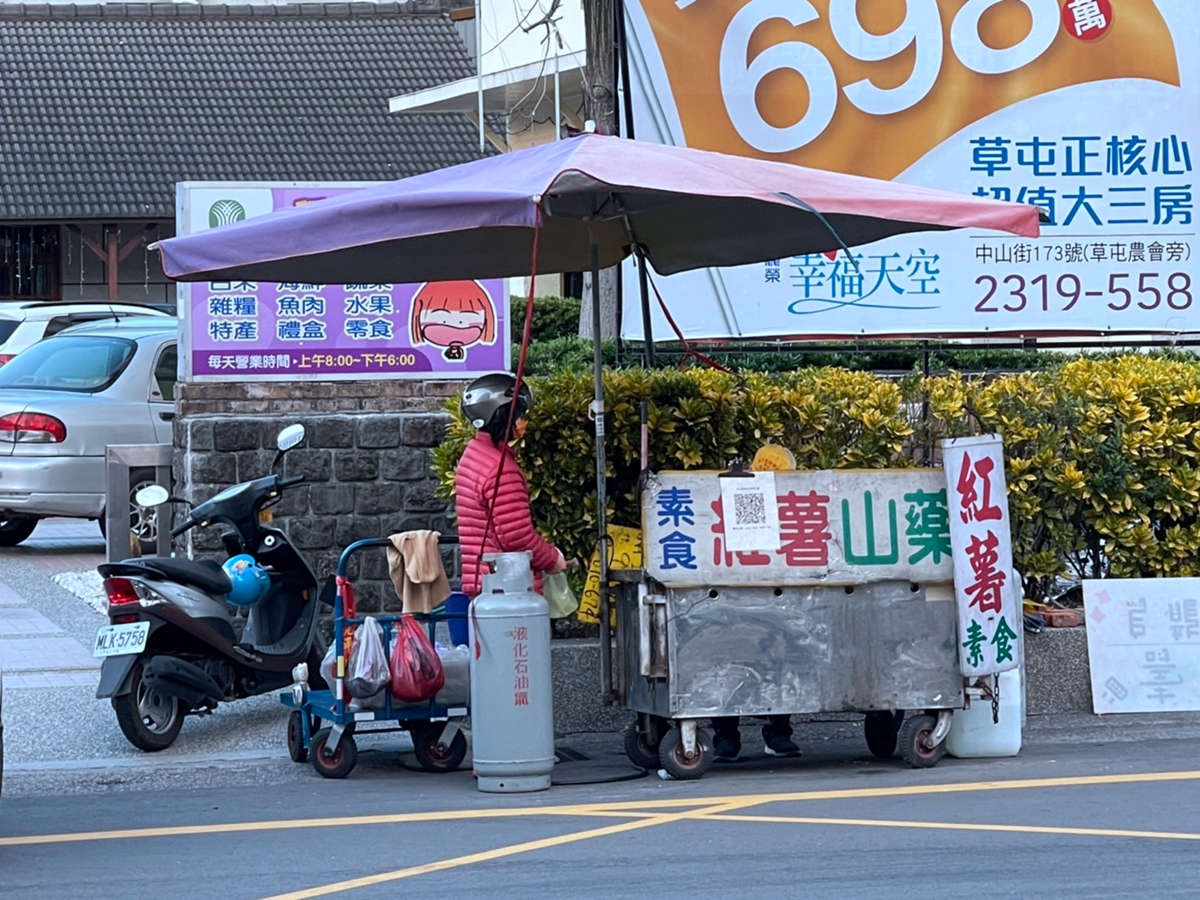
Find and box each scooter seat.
[107,557,233,596]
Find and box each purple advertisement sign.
[179,184,510,381]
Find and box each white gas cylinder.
[469,551,555,792]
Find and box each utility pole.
[579,0,619,341]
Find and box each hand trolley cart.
[281,537,469,779]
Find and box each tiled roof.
[0,3,485,219]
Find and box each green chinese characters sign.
[643,470,955,587]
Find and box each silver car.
[0,320,176,545]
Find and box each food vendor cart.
[615,466,974,779]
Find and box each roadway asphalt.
[3,521,1200,899]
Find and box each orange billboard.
[637,0,1178,179]
[624,0,1199,338]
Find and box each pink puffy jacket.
[455,432,559,596]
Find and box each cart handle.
[336,534,459,577]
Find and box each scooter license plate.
[93,621,150,658]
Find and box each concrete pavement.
[2,737,1200,899]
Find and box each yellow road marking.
[0,804,653,847]
[3,768,1198,848]
[705,813,1200,843]
[258,800,758,900]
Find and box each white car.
[0,301,171,366]
[0,320,177,546]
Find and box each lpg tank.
[469,552,554,792]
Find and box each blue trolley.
[281,537,470,779]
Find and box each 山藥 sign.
[623,0,1199,339]
[176,183,509,381]
[641,469,955,586]
[942,435,1020,677]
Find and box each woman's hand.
[548,549,569,575]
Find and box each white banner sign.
[623,0,1199,339]
[942,435,1020,677]
[642,469,954,587]
[1084,578,1200,714]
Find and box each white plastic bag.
[435,644,471,706]
[345,616,389,701]
[319,640,337,689]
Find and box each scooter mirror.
[276,424,306,452]
[134,484,170,508]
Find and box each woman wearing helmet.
[455,373,567,596]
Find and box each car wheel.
[0,516,37,547]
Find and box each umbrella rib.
[775,192,861,273]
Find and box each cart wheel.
[624,723,663,770]
[411,722,468,773]
[898,713,946,769]
[864,711,904,760]
[310,727,358,779]
[658,725,714,780]
[287,711,309,763]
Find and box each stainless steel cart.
[615,468,971,778]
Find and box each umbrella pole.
[591,241,613,704]
[636,249,655,368]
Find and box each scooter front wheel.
[112,659,184,751]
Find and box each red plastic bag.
[390,615,445,703]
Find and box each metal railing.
[105,444,173,562]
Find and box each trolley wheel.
[310,727,358,779]
[411,722,468,773]
[864,710,904,760]
[658,725,714,780]
[624,723,663,770]
[287,711,308,763]
[898,713,946,769]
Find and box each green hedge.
[432,356,1200,601]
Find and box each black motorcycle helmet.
[461,373,534,438]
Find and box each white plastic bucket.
[946,667,1023,758]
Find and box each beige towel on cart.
[387,530,451,615]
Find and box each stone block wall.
[174,379,466,612]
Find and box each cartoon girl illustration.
[409,280,497,362]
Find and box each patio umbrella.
[158,132,1040,698]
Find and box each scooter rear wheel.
[112,659,184,752]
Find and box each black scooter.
[94,424,326,751]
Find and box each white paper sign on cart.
[942,435,1020,678]
[717,472,781,553]
[1084,579,1200,714]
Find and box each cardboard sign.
[1084,578,1200,713]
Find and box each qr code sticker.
[733,491,767,525]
